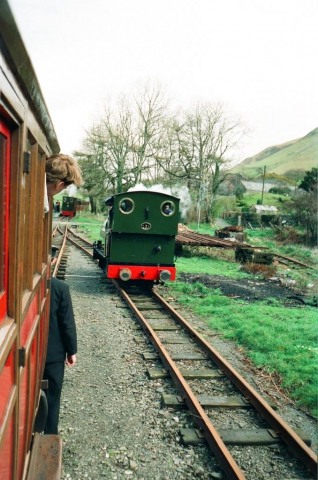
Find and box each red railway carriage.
[1,2,61,479]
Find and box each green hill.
[231,128,318,179]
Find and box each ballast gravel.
[59,247,316,480]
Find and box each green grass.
[212,192,290,213]
[175,255,249,279]
[187,223,216,235]
[239,193,287,208]
[185,223,317,266]
[172,229,317,413]
[70,214,104,241]
[230,128,317,178]
[168,281,318,416]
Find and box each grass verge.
[167,281,317,417]
[70,215,104,241]
[175,255,249,279]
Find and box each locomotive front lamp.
[159,270,172,282]
[119,268,132,281]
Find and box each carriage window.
[161,202,175,216]
[119,198,134,214]
[0,133,6,293]
[0,125,10,323]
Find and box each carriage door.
[0,120,10,322]
[0,119,15,480]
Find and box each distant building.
[241,181,276,193]
[250,205,278,214]
[219,174,247,196]
[241,180,296,193]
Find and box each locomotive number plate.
[141,222,152,230]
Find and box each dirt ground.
[177,272,309,307]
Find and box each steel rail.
[274,253,314,270]
[152,289,317,477]
[52,223,59,237]
[113,280,248,480]
[52,227,68,278]
[68,227,93,246]
[65,234,93,257]
[59,233,316,475]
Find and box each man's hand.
[66,354,76,367]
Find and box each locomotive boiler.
[93,191,179,284]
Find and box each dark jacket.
[46,277,77,363]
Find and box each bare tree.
[154,117,195,188]
[159,102,248,222]
[131,81,170,183]
[75,95,136,211]
[75,88,248,219]
[99,96,135,193]
[74,129,114,213]
[75,83,171,208]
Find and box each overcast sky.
[8,0,318,162]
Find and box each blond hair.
[46,154,83,186]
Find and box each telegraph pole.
[261,166,266,204]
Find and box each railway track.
[114,282,316,479]
[51,221,94,278]
[51,225,317,479]
[273,253,314,270]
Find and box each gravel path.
[59,247,317,480]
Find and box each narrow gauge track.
[113,282,317,480]
[273,253,314,270]
[52,227,317,479]
[51,221,94,279]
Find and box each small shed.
[249,205,278,215]
[244,205,279,227]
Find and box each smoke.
[128,183,191,219]
[171,185,192,219]
[66,184,77,197]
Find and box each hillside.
[231,128,318,179]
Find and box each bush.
[269,187,291,195]
[274,227,304,245]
